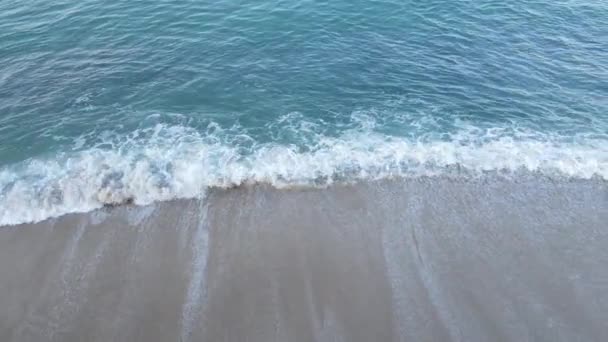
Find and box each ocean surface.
[1,0,607,224]
[1,1,607,341]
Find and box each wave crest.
[1,123,607,225]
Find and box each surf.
[1,120,607,225]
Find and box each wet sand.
[1,177,607,341]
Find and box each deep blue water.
[1,0,607,224]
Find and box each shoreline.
[2,172,606,227]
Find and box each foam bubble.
[1,122,607,225]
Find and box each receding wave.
[1,122,607,225]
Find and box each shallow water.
[1,0,607,224]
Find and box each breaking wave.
[1,118,607,225]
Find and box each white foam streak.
[1,125,607,225]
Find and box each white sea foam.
[1,122,607,225]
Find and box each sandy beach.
[1,176,607,341]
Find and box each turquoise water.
[1,0,607,224]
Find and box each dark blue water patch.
[0,0,607,165]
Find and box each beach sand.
[1,177,607,341]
